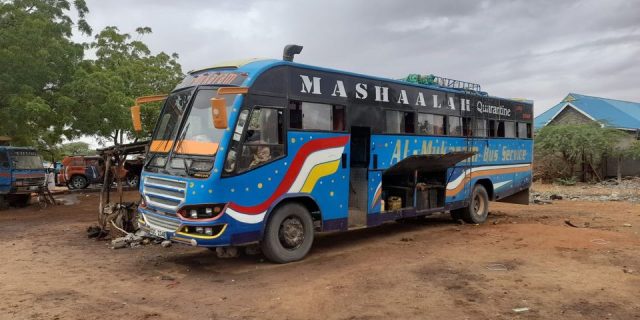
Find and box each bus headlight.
[178,204,226,220]
[190,160,213,172]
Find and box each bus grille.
[143,176,187,212]
[144,213,181,232]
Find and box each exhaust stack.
[283,44,303,62]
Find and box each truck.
[58,155,142,189]
[0,147,46,208]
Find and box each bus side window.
[489,120,505,138]
[385,110,415,134]
[462,118,473,136]
[333,105,345,131]
[448,116,462,136]
[504,121,516,138]
[288,101,302,129]
[289,101,344,132]
[517,122,531,138]
[488,120,497,137]
[474,119,488,137]
[418,113,444,135]
[0,151,8,168]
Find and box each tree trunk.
[617,155,622,184]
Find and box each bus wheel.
[8,194,30,207]
[452,184,489,224]
[126,175,140,188]
[261,203,314,263]
[70,175,88,189]
[0,195,8,210]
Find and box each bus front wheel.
[452,184,489,224]
[261,203,314,263]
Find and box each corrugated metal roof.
[535,93,640,130]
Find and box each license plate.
[149,228,167,239]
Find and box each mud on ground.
[0,187,639,320]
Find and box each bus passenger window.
[517,122,528,138]
[504,121,516,138]
[447,116,462,136]
[385,110,414,134]
[489,120,505,138]
[418,113,445,135]
[332,105,346,131]
[288,101,302,129]
[474,119,488,137]
[488,120,498,137]
[289,101,345,132]
[462,118,473,136]
[301,102,332,130]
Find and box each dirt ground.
[1,186,639,320]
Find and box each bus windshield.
[151,88,194,148]
[151,87,236,156]
[9,150,43,170]
[174,88,235,156]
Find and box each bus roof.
[230,59,532,106]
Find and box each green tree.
[63,26,183,145]
[0,0,91,146]
[534,124,626,181]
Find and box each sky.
[71,0,640,146]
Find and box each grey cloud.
[75,0,640,114]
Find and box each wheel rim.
[128,176,139,186]
[72,177,84,189]
[278,216,305,250]
[473,193,485,216]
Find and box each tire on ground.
[126,175,140,188]
[8,194,30,207]
[261,202,314,264]
[70,175,88,189]
[451,184,489,224]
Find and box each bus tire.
[261,203,314,263]
[126,174,140,188]
[70,175,88,189]
[8,194,30,207]
[452,184,489,224]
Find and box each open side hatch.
[381,152,475,212]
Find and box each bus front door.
[348,126,370,228]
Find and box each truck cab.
[0,147,46,207]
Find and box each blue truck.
[0,147,46,208]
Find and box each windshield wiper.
[170,123,193,175]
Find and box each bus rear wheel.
[261,203,314,263]
[452,184,489,224]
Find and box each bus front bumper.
[137,206,259,247]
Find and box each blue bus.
[0,147,46,208]
[135,46,533,263]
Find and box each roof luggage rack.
[400,74,488,96]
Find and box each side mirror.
[211,97,228,129]
[130,105,142,132]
